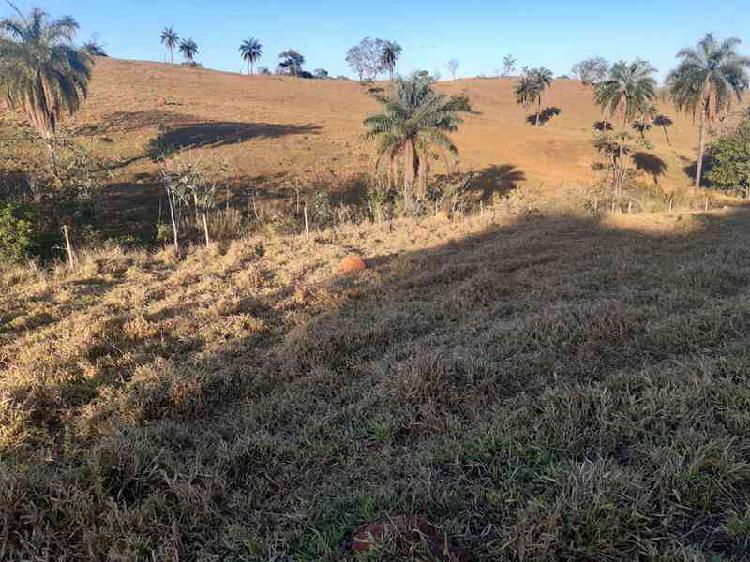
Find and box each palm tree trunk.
[695,107,707,190]
[171,48,174,65]
[662,126,671,146]
[403,142,416,214]
[535,97,541,126]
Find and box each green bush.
[0,202,36,263]
[707,112,750,198]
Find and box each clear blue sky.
[13,0,750,81]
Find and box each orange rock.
[338,255,367,275]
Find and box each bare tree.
[446,59,459,81]
[502,53,517,77]
[346,37,386,82]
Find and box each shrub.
[0,202,36,263]
[707,112,750,198]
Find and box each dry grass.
[1,203,749,560]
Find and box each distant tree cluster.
[346,37,402,81]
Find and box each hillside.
[1,205,750,560]
[52,58,743,229]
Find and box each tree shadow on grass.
[632,152,667,185]
[471,164,526,200]
[147,122,322,158]
[526,107,562,126]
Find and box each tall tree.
[571,56,608,85]
[364,74,472,212]
[239,37,262,75]
[0,6,92,171]
[667,34,750,188]
[179,38,198,64]
[514,67,553,126]
[380,40,402,81]
[594,60,656,127]
[346,37,385,82]
[278,49,305,77]
[502,53,517,77]
[160,26,179,64]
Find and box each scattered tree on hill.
[652,114,673,145]
[446,59,459,80]
[0,6,92,174]
[346,37,385,82]
[179,38,198,64]
[239,37,262,75]
[380,40,402,81]
[313,68,329,79]
[82,38,107,57]
[278,49,305,77]
[572,56,608,85]
[707,110,750,198]
[160,27,179,64]
[502,53,516,77]
[514,67,554,126]
[594,59,656,127]
[364,74,472,212]
[667,33,750,188]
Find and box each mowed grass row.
[1,207,750,560]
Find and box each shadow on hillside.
[471,164,526,200]
[527,107,561,126]
[632,152,667,185]
[76,110,202,136]
[682,155,712,187]
[148,122,322,158]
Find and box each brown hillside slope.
[68,59,744,198]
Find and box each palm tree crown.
[667,33,750,186]
[179,38,198,63]
[0,6,92,139]
[364,75,472,209]
[380,40,402,81]
[160,27,179,64]
[594,60,656,126]
[514,67,553,126]
[239,38,263,75]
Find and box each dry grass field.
[1,201,750,560]
[2,56,750,561]
[53,57,745,233]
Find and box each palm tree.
[652,114,674,146]
[667,34,750,187]
[239,37,262,75]
[179,38,198,65]
[515,67,553,126]
[364,75,472,212]
[594,60,656,127]
[160,27,179,64]
[0,6,92,171]
[380,40,402,81]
